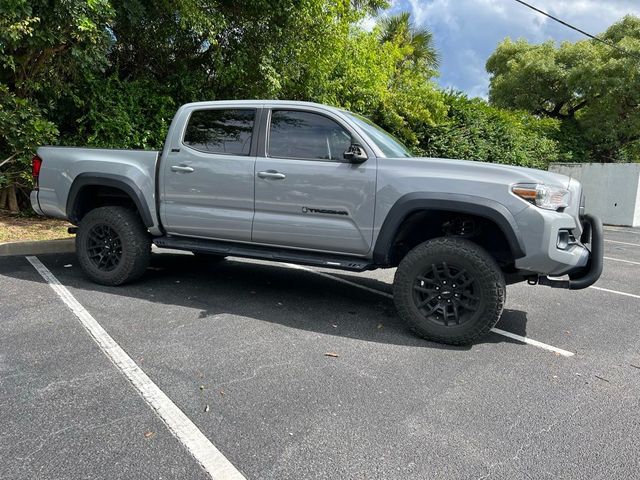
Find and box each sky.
[370,0,640,98]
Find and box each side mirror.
[343,144,368,164]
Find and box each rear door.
[252,107,377,255]
[160,107,258,241]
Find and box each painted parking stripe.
[284,263,575,357]
[604,256,640,266]
[589,285,640,300]
[604,226,640,235]
[605,239,640,247]
[26,256,246,480]
[489,328,574,357]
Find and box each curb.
[0,238,75,257]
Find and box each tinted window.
[268,110,352,161]
[184,109,255,155]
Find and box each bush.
[0,85,58,210]
[62,76,176,150]
[416,92,561,169]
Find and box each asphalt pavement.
[1,226,639,479]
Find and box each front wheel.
[393,237,505,345]
[76,206,151,286]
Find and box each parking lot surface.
[1,226,639,479]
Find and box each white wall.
[549,163,640,227]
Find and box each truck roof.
[180,99,341,111]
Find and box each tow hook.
[527,276,538,286]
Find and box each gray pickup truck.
[31,100,603,344]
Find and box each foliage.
[1,1,634,212]
[417,92,560,169]
[0,85,58,202]
[0,0,113,210]
[487,15,640,162]
[64,76,176,150]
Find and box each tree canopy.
[487,15,640,162]
[0,2,637,212]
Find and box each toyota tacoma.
[30,100,603,344]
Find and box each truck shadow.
[2,251,529,350]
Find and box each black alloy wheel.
[412,262,483,327]
[86,224,123,272]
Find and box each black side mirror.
[343,144,368,163]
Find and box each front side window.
[268,110,352,161]
[183,109,255,155]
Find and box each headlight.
[512,183,570,211]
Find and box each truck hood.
[410,157,571,188]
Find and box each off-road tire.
[76,206,151,286]
[393,237,505,345]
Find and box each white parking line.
[604,256,640,266]
[26,256,246,480]
[589,285,640,300]
[490,328,574,357]
[285,263,575,357]
[605,239,640,247]
[604,226,640,235]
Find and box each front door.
[161,107,257,242]
[253,108,377,255]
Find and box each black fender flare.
[372,192,526,265]
[66,173,154,227]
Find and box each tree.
[379,12,439,70]
[0,0,113,210]
[418,91,560,169]
[486,15,640,163]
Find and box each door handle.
[171,165,194,173]
[257,170,286,180]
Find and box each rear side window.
[268,110,352,161]
[183,109,255,155]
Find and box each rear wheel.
[76,206,151,286]
[393,237,505,345]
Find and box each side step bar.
[153,236,375,272]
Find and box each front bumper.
[537,214,603,290]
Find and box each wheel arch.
[373,193,526,266]
[66,173,154,227]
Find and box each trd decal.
[302,206,349,216]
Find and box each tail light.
[32,155,42,190]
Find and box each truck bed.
[32,146,161,234]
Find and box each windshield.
[342,111,413,158]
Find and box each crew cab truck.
[30,100,603,345]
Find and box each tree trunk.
[7,184,19,212]
[0,188,7,210]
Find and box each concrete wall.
[549,163,640,227]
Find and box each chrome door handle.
[257,170,286,180]
[171,165,194,173]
